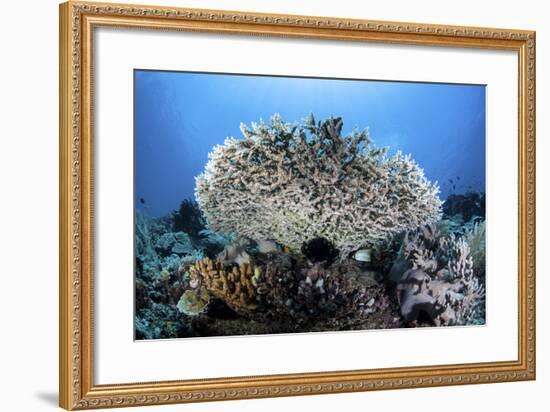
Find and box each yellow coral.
[177,288,210,316]
[189,257,258,314]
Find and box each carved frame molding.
[59,1,535,409]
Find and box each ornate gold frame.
[59,1,536,410]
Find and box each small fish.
[456,176,461,181]
[139,197,145,204]
[256,239,280,254]
[353,248,372,263]
[449,178,454,184]
[452,185,456,190]
[218,238,251,266]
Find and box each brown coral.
[254,256,398,331]
[188,257,258,315]
[179,250,400,333]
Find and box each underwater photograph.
[134,70,486,340]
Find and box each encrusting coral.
[176,288,211,316]
[195,114,442,258]
[393,223,485,326]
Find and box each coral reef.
[135,302,193,339]
[135,210,204,278]
[134,112,486,338]
[172,198,206,238]
[134,210,220,340]
[155,231,195,257]
[178,240,400,334]
[135,211,167,281]
[195,114,442,258]
[443,191,485,221]
[392,223,485,326]
[464,220,486,280]
[254,254,399,331]
[136,199,485,338]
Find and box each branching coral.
[393,224,485,326]
[463,220,486,279]
[195,114,442,258]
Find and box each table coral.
[195,113,442,258]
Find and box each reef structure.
[254,255,397,331]
[195,114,442,258]
[392,224,485,326]
[179,244,400,333]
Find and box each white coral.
[397,224,485,326]
[195,114,442,257]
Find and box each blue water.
[135,70,486,217]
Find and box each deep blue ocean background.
[135,70,486,217]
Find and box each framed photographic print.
[59,1,536,409]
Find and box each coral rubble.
[195,114,442,258]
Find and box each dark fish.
[449,178,454,184]
[456,176,460,181]
[452,185,456,190]
[140,197,145,205]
